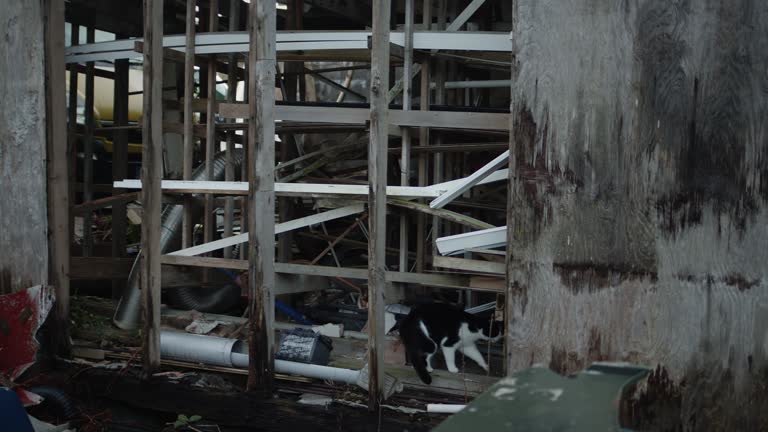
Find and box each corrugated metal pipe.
[113,149,245,329]
[160,330,361,385]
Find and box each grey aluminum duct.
[113,149,245,329]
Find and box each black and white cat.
[395,302,503,384]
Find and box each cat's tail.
[408,347,433,385]
[399,314,433,385]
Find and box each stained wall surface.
[508,1,768,429]
[0,0,50,293]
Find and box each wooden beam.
[367,0,390,410]
[388,142,509,153]
[399,0,415,274]
[182,0,196,249]
[435,225,506,256]
[82,27,96,257]
[246,0,276,394]
[388,198,494,230]
[224,0,239,259]
[445,0,486,32]
[67,25,79,255]
[433,256,505,275]
[113,179,442,198]
[44,0,71,355]
[204,0,218,255]
[112,58,130,299]
[416,0,432,273]
[140,0,164,377]
[113,167,509,197]
[159,256,479,290]
[217,103,509,131]
[429,150,509,209]
[167,204,365,257]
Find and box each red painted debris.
[0,285,54,382]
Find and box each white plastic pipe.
[160,330,361,386]
[427,404,466,414]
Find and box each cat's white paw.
[426,366,434,372]
[447,365,459,373]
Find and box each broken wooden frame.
[56,0,514,412]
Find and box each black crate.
[275,328,333,365]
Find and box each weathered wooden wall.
[508,1,768,429]
[0,0,50,294]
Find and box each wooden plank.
[389,198,495,230]
[246,0,276,394]
[140,0,164,377]
[433,256,505,275]
[445,0,486,32]
[416,0,432,273]
[112,58,130,299]
[160,256,475,289]
[182,0,196,249]
[204,0,218,254]
[167,204,365,257]
[67,25,79,254]
[44,0,71,354]
[82,27,95,257]
[435,225,507,256]
[72,192,138,215]
[429,150,509,209]
[399,0,414,274]
[223,0,239,259]
[367,0,390,410]
[113,179,442,198]
[217,103,509,131]
[388,142,509,154]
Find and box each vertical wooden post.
[141,0,164,377]
[204,0,218,253]
[368,0,391,411]
[112,58,129,299]
[44,0,70,355]
[240,50,249,261]
[399,0,414,273]
[431,0,447,259]
[415,0,431,273]
[277,0,303,264]
[67,25,79,256]
[82,27,95,257]
[223,0,238,259]
[182,0,196,249]
[246,0,276,394]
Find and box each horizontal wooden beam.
[114,179,441,198]
[114,169,509,198]
[432,256,505,275]
[218,104,509,131]
[159,256,498,290]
